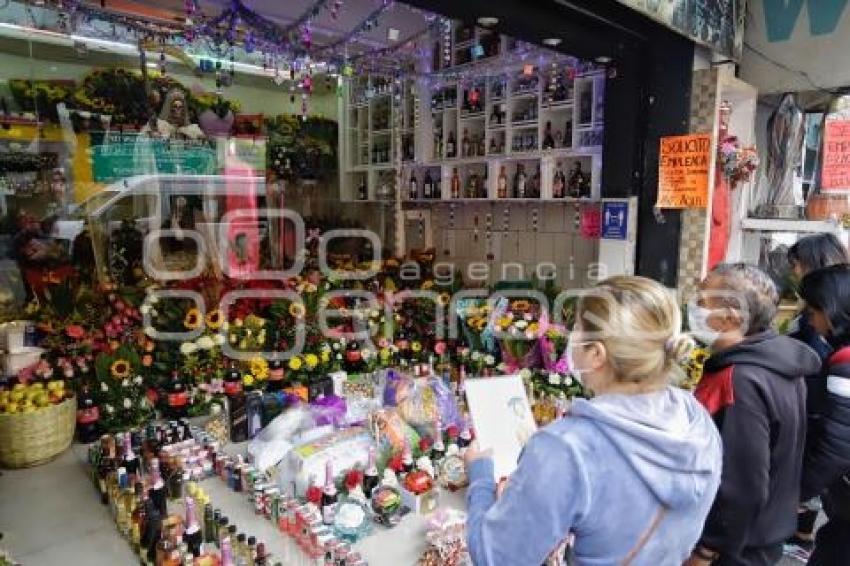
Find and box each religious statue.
[142,88,204,140]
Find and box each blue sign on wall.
[601,202,628,240]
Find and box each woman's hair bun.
[665,334,694,364]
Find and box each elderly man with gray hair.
[683,263,821,566]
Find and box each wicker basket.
[0,395,76,468]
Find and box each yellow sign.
[656,133,711,209]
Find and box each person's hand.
[463,441,493,471]
[682,556,712,566]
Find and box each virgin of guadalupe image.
[507,396,535,447]
[142,88,205,140]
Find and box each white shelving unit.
[339,39,606,204]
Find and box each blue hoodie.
[467,386,722,565]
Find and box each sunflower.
[288,356,303,371]
[289,303,307,319]
[411,341,422,353]
[250,357,269,380]
[243,374,256,388]
[438,293,451,306]
[110,359,131,379]
[205,309,223,330]
[184,308,202,330]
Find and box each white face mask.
[687,303,721,347]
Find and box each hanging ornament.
[244,32,256,54]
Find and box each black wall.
[403,0,695,286]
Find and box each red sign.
[822,120,850,191]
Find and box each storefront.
[0,0,742,564]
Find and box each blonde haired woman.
[465,276,722,565]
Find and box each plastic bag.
[395,373,463,437]
[248,404,318,472]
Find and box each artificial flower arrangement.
[719,135,759,189]
[91,345,153,432]
[494,299,543,372]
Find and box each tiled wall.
[406,202,600,289]
[676,68,718,299]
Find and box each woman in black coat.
[798,265,850,565]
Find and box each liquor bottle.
[246,391,264,440]
[246,537,258,566]
[461,129,470,158]
[568,162,583,198]
[166,370,189,421]
[465,173,476,199]
[434,176,442,199]
[131,482,148,556]
[182,496,203,557]
[203,504,216,548]
[446,131,456,158]
[217,516,230,548]
[220,537,235,566]
[254,542,269,566]
[513,164,527,198]
[553,162,565,198]
[433,130,442,159]
[122,431,139,483]
[235,533,247,566]
[431,417,446,466]
[401,439,415,477]
[363,446,379,499]
[321,460,338,526]
[459,423,473,450]
[117,468,134,536]
[450,168,461,199]
[408,171,418,200]
[423,171,433,199]
[76,385,100,444]
[148,458,167,518]
[564,118,573,148]
[489,136,497,155]
[531,165,541,198]
[357,177,367,201]
[266,360,285,391]
[97,435,116,505]
[543,121,555,150]
[143,501,163,566]
[497,166,508,199]
[477,134,486,157]
[225,363,248,444]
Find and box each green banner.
[91,133,218,182]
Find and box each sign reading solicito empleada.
[656,133,711,209]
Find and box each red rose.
[305,485,323,505]
[65,325,85,340]
[434,341,447,356]
[388,454,403,473]
[345,470,364,491]
[419,437,433,454]
[446,424,459,439]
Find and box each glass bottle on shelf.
[568,162,589,198]
[477,134,486,157]
[357,177,368,201]
[451,168,461,199]
[130,482,148,556]
[76,385,100,444]
[461,129,470,158]
[183,496,203,557]
[498,166,508,199]
[408,171,418,200]
[489,136,498,155]
[434,176,442,199]
[465,173,477,199]
[543,121,555,150]
[423,171,433,199]
[446,131,456,158]
[530,166,541,198]
[481,167,489,198]
[514,164,527,199]
[553,162,565,198]
[564,118,573,148]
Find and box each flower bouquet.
[719,135,759,189]
[494,299,543,372]
[92,345,153,432]
[678,347,709,390]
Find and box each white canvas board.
[464,375,537,481]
